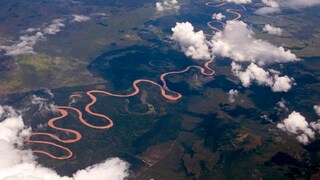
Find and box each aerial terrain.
[0,0,320,179]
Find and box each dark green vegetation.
[0,0,320,179]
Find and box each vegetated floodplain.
[0,53,101,94]
[0,0,156,94]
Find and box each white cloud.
[255,6,281,15]
[262,0,279,7]
[272,74,293,92]
[261,114,273,123]
[295,134,309,145]
[210,21,296,92]
[1,19,64,56]
[1,16,89,56]
[30,95,58,112]
[228,89,238,103]
[310,121,320,134]
[43,19,65,35]
[0,105,130,180]
[171,22,211,60]
[231,62,272,87]
[310,105,320,133]
[91,13,107,16]
[231,62,294,92]
[277,111,315,144]
[256,0,320,15]
[170,20,298,65]
[263,24,283,35]
[0,32,44,56]
[275,98,288,112]
[314,105,320,117]
[0,105,19,118]
[212,13,226,21]
[210,20,298,66]
[71,15,91,22]
[170,20,297,92]
[72,159,129,180]
[44,89,55,98]
[255,0,280,15]
[226,0,252,4]
[278,0,320,9]
[156,0,180,12]
[24,28,41,33]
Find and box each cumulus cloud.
[208,20,297,92]
[226,0,252,4]
[171,20,297,92]
[231,62,294,92]
[277,111,315,144]
[263,24,283,35]
[156,0,180,12]
[277,105,320,144]
[210,20,298,66]
[277,110,320,145]
[314,105,320,117]
[171,20,298,65]
[272,74,293,92]
[310,121,320,133]
[171,22,211,60]
[231,62,272,87]
[310,106,320,133]
[212,13,226,21]
[262,0,279,7]
[0,105,130,180]
[228,89,238,103]
[71,15,91,22]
